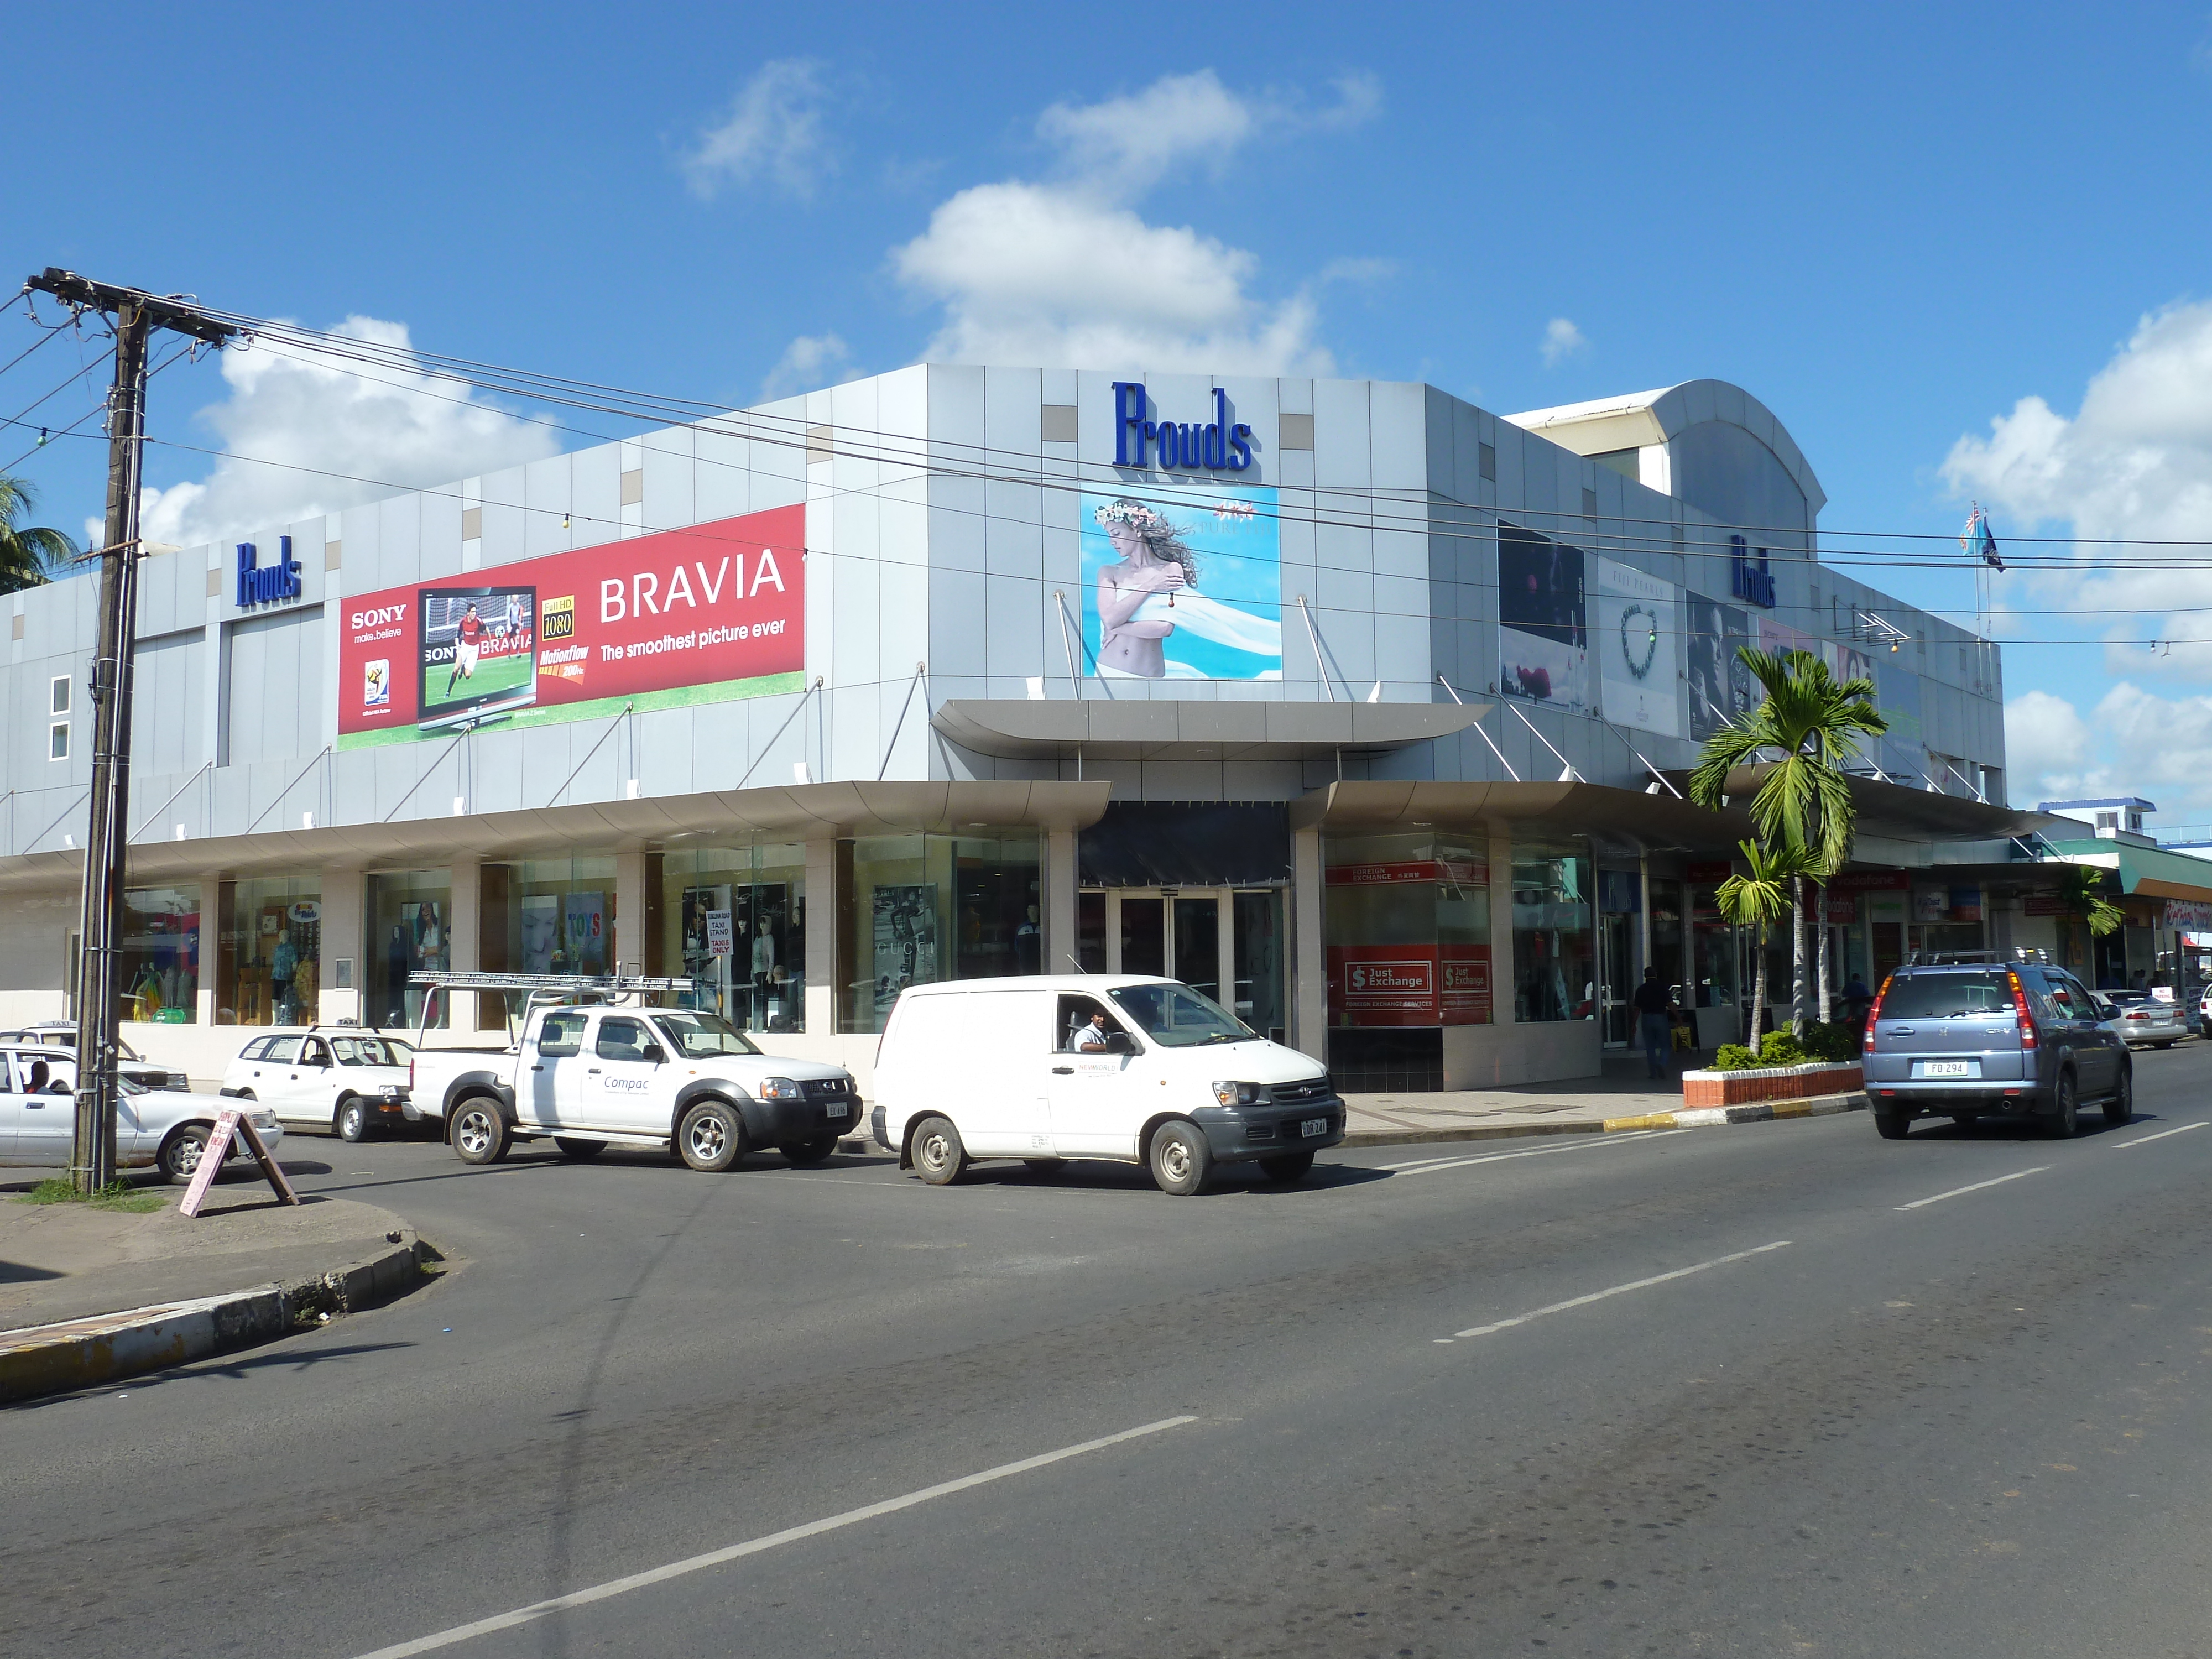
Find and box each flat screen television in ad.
[418,585,538,730]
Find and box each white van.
[869,975,1345,1195]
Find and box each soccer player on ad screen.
[446,602,484,698]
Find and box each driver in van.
[1074,1009,1115,1051]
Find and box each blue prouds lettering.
[1109,380,1255,473]
[236,535,304,608]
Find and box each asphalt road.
[10,1047,2212,1659]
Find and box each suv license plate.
[827,1103,848,1118]
[1300,1117,1328,1138]
[1921,1061,1971,1077]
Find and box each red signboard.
[2024,894,2070,916]
[1829,870,1911,893]
[1326,859,1489,887]
[337,506,805,749]
[1685,860,1735,883]
[1327,943,1492,1025]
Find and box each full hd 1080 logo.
[236,536,304,608]
[1111,382,1255,473]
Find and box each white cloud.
[2004,689,2093,800]
[2003,682,2212,822]
[684,59,832,200]
[1540,317,1588,367]
[761,332,853,400]
[128,319,559,552]
[1944,300,2212,681]
[893,69,1378,374]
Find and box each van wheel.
[452,1099,510,1165]
[2043,1071,2080,1139]
[2104,1068,2132,1127]
[781,1134,838,1166]
[1258,1151,1316,1183]
[911,1116,966,1185]
[555,1137,606,1159]
[1149,1119,1212,1196]
[678,1101,745,1172]
[1872,1109,1910,1140]
[335,1097,369,1143]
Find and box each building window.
[217,877,319,1025]
[1510,838,1594,1022]
[366,870,452,1031]
[659,842,806,1032]
[50,675,69,716]
[119,885,200,1024]
[481,857,618,1029]
[837,831,1040,1033]
[2096,811,2119,832]
[1322,832,1491,1028]
[1689,882,1739,1010]
[48,721,67,760]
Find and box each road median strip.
[0,1231,435,1405]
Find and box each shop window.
[481,855,616,1025]
[1323,832,1491,1029]
[216,877,319,1026]
[837,831,1041,1034]
[118,885,200,1024]
[1511,839,1593,1022]
[366,870,451,1031]
[1688,883,1738,1009]
[659,842,805,1032]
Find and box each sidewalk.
[2,1177,430,1403]
[1341,1058,1865,1146]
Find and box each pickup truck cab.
[220,1027,414,1141]
[417,1004,859,1170]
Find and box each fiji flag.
[1960,503,2004,571]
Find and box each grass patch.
[15,1176,166,1213]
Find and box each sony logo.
[349,603,410,629]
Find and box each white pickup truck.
[407,979,859,1171]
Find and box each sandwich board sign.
[179,1105,299,1219]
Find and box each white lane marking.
[2113,1122,2209,1150]
[350,1415,1198,1658]
[1434,1240,1791,1343]
[1385,1130,1683,1176]
[1894,1167,2051,1211]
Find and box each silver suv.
[1863,958,2130,1140]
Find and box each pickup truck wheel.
[1872,1109,1910,1140]
[781,1134,838,1166]
[555,1137,606,1159]
[911,1115,966,1185]
[1258,1151,1316,1183]
[452,1099,510,1165]
[2043,1071,2080,1139]
[677,1100,745,1172]
[157,1123,212,1185]
[335,1097,370,1143]
[1149,1119,1212,1196]
[2104,1067,2133,1127]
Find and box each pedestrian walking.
[1632,967,1677,1081]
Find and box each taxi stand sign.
[178,1105,299,1219]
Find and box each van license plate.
[1921,1061,1971,1077]
[1301,1117,1328,1138]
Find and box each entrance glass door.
[1599,911,1635,1047]
[1084,889,1281,1034]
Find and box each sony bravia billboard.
[337,506,804,748]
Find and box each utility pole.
[23,269,237,1193]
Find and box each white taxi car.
[220,1028,414,1141]
[0,1045,283,1181]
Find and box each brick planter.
[1680,1061,1864,1110]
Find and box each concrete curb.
[0,1230,434,1407]
[1340,1091,1868,1149]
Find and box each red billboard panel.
[338,506,804,748]
[1327,943,1493,1026]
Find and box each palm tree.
[1688,648,1887,1039]
[0,473,74,592]
[2054,863,2121,974]
[1714,838,1804,1051]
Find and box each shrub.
[1802,1021,1859,1063]
[1712,1043,1758,1071]
[1757,1030,1804,1067]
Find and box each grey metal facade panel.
[1311,379,1371,488]
[226,604,324,768]
[571,442,622,547]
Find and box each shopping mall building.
[4,364,2199,1091]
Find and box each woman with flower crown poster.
[1085,491,1282,681]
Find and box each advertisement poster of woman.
[1081,487,1282,680]
[1497,523,1589,713]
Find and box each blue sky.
[4,2,2210,814]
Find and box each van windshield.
[1108,983,1253,1047]
[650,1011,761,1058]
[1879,972,2015,1020]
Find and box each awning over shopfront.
[2039,838,2212,905]
[1682,764,2069,844]
[932,698,1491,761]
[0,780,1115,893]
[1287,779,1756,853]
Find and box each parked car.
[0,1022,190,1091]
[870,974,1345,1195]
[2101,990,2188,1048]
[1863,959,2130,1139]
[220,1027,414,1141]
[410,994,857,1170]
[0,1044,283,1180]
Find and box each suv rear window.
[1877,972,2015,1020]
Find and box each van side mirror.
[1106,1030,1135,1055]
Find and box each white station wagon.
[220,1028,414,1141]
